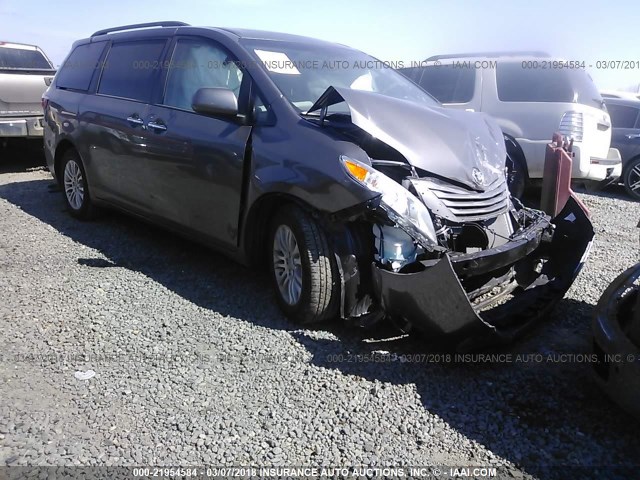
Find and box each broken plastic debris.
[74,370,95,380]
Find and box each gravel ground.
[0,147,638,479]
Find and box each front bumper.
[0,117,44,138]
[371,195,594,350]
[592,263,640,420]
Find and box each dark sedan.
[606,97,640,199]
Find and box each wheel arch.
[53,139,79,185]
[242,193,318,268]
[242,191,377,321]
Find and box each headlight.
[340,155,438,248]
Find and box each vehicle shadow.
[575,182,637,203]
[292,299,640,478]
[0,140,47,174]
[0,177,638,478]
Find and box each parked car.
[604,97,640,200]
[399,53,622,198]
[592,219,640,419]
[43,23,593,349]
[601,90,640,101]
[0,41,55,147]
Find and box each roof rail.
[425,51,551,61]
[91,21,190,37]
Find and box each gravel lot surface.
[0,147,639,479]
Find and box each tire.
[269,205,339,325]
[623,157,640,201]
[505,141,528,200]
[60,149,97,219]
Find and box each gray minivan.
[43,22,593,348]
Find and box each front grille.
[558,111,584,142]
[415,177,510,222]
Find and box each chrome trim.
[412,177,510,222]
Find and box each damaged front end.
[335,167,594,351]
[370,196,593,351]
[311,86,594,350]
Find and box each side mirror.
[192,87,238,117]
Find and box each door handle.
[126,115,145,127]
[625,133,640,139]
[147,120,167,132]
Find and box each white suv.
[400,53,622,195]
[0,42,55,142]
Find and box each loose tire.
[269,205,339,324]
[60,150,96,219]
[623,157,640,201]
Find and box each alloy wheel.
[273,224,303,305]
[64,159,84,210]
[627,162,640,198]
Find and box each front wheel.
[269,205,340,325]
[623,157,640,201]
[61,150,97,219]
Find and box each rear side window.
[496,63,574,102]
[607,104,640,128]
[0,46,52,70]
[98,40,166,102]
[417,66,475,103]
[56,42,106,91]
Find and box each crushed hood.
[308,86,507,190]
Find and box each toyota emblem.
[472,167,485,186]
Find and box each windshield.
[242,39,438,112]
[0,45,53,71]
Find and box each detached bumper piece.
[372,195,594,351]
[592,262,640,420]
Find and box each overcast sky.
[1,0,638,91]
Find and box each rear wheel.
[623,157,640,201]
[269,205,339,324]
[61,150,96,219]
